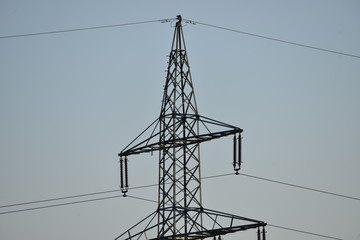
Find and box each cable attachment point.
[183,19,197,25]
[177,15,182,23]
[161,18,174,23]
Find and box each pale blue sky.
[1,1,359,240]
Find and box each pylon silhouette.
[116,15,266,240]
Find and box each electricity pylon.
[116,16,266,240]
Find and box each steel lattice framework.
[116,16,266,240]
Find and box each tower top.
[176,15,182,23]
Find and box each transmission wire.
[0,18,176,39]
[0,192,344,240]
[1,172,359,212]
[183,19,360,59]
[0,189,120,209]
[1,17,359,59]
[0,195,122,215]
[0,173,351,240]
[267,224,343,240]
[238,173,360,201]
[124,195,344,240]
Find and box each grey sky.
[1,1,359,240]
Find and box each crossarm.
[119,128,241,157]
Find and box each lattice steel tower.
[116,16,266,240]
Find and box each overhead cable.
[1,17,358,59]
[0,195,122,215]
[268,224,343,240]
[239,173,360,201]
[126,195,158,204]
[125,195,345,240]
[1,172,359,212]
[0,18,176,39]
[0,192,344,240]
[0,184,158,210]
[0,189,120,209]
[183,19,360,59]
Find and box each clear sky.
[1,1,359,240]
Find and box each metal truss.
[115,207,266,240]
[117,15,266,240]
[119,114,241,158]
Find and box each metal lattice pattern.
[117,16,266,240]
[158,25,202,237]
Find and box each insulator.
[233,133,241,174]
[120,157,124,190]
[124,157,129,190]
[238,133,242,171]
[120,156,128,196]
[262,227,266,240]
[233,134,237,169]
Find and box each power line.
[202,172,234,179]
[183,19,360,59]
[1,172,359,211]
[0,174,351,240]
[121,195,345,240]
[238,173,360,201]
[124,194,345,240]
[0,183,157,210]
[0,195,122,215]
[200,172,360,202]
[0,192,344,240]
[199,172,360,201]
[0,189,120,209]
[0,185,157,210]
[0,18,176,39]
[268,224,343,240]
[0,174,354,240]
[0,194,157,215]
[1,17,358,60]
[126,195,158,204]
